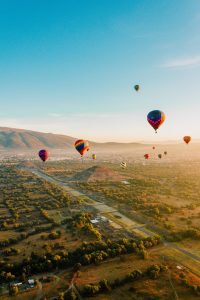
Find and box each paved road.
[28,167,200,274]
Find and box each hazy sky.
[0,0,200,142]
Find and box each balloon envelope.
[158,154,162,159]
[92,154,96,160]
[134,85,140,92]
[75,140,89,156]
[144,154,149,160]
[164,151,167,155]
[183,136,191,144]
[120,162,127,168]
[39,149,49,162]
[147,110,165,132]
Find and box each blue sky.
[0,0,200,141]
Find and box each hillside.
[0,127,143,150]
[0,127,76,149]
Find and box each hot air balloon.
[158,154,162,159]
[92,154,96,160]
[147,110,165,133]
[183,136,191,144]
[164,151,167,155]
[39,149,49,162]
[152,146,156,150]
[144,154,149,160]
[120,162,127,169]
[134,85,140,92]
[74,140,89,156]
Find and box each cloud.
[162,56,200,69]
[48,113,63,117]
[70,113,120,118]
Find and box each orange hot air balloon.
[183,136,191,144]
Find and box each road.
[164,241,200,263]
[29,168,154,237]
[28,167,200,275]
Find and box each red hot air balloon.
[39,149,49,162]
[144,154,150,160]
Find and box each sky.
[0,0,200,142]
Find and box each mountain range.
[0,127,143,150]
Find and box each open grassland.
[87,277,199,300]
[152,245,200,277]
[75,253,161,285]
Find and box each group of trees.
[2,247,20,256]
[0,166,73,231]
[58,264,168,299]
[0,236,160,284]
[169,228,200,242]
[179,272,200,296]
[67,213,102,240]
[0,223,55,251]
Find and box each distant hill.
[69,165,127,182]
[0,127,76,150]
[0,127,144,150]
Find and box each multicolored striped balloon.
[147,110,165,133]
[74,140,89,156]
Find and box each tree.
[9,285,19,296]
[20,272,27,282]
[65,290,77,300]
[99,279,111,292]
[73,263,82,272]
[58,292,65,300]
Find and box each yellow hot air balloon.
[92,154,96,160]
